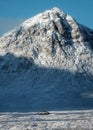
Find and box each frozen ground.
[0,110,93,130]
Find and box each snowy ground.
[0,110,93,130]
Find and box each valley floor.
[0,110,93,130]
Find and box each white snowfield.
[0,110,93,130]
[0,7,93,129]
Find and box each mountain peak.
[50,7,63,11]
[22,7,65,30]
[0,7,93,70]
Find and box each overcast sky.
[0,0,93,36]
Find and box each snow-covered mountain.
[0,7,93,112]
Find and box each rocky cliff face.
[0,8,93,111]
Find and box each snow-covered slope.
[0,7,93,112]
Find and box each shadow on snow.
[0,53,93,112]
